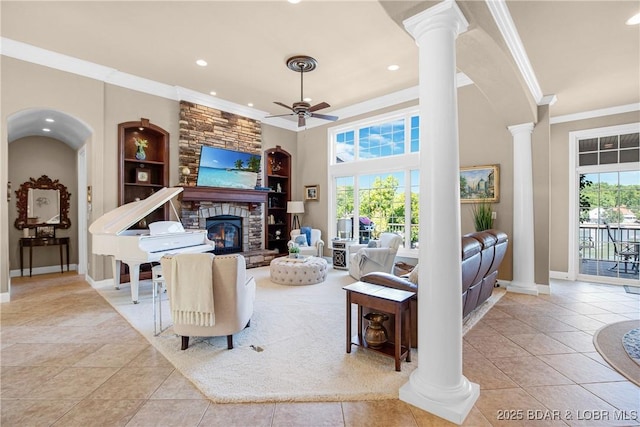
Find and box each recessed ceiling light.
[45,118,55,123]
[626,12,640,25]
[247,103,254,107]
[209,91,217,96]
[387,64,400,71]
[196,59,208,67]
[288,0,301,4]
[42,128,51,132]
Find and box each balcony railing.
[579,223,639,279]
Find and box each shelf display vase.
[135,145,146,160]
[363,312,389,349]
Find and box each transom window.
[330,108,420,251]
[578,132,639,166]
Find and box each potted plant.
[288,245,301,259]
[471,198,494,231]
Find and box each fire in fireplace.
[206,215,242,254]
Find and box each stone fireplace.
[177,101,279,267]
[199,203,254,253]
[180,188,278,267]
[206,214,243,254]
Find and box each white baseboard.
[550,270,570,280]
[9,264,77,278]
[0,292,10,303]
[537,284,551,295]
[495,279,511,288]
[90,277,114,289]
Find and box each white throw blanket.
[167,253,216,327]
[359,248,389,269]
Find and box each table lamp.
[287,201,305,230]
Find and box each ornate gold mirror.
[14,175,71,230]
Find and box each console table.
[19,237,70,277]
[344,281,414,371]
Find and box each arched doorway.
[4,108,92,299]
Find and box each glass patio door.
[578,170,639,282]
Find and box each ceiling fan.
[266,55,338,128]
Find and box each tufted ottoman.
[270,256,329,285]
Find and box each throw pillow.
[294,234,308,247]
[300,226,312,246]
[367,240,379,248]
[408,264,419,284]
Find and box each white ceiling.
[2,0,639,147]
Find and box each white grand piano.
[89,187,214,303]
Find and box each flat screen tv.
[196,146,261,189]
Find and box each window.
[578,132,639,166]
[329,108,420,251]
[571,124,640,284]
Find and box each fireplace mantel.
[181,186,269,204]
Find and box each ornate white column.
[402,2,477,424]
[508,122,539,295]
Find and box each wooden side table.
[344,281,415,371]
[19,237,70,277]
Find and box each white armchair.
[348,232,403,280]
[160,253,256,350]
[288,228,325,257]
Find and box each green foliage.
[471,199,494,231]
[336,184,354,218]
[460,176,469,198]
[579,174,593,223]
[247,155,261,173]
[360,176,400,238]
[288,245,300,254]
[233,155,261,173]
[580,178,639,222]
[335,174,421,247]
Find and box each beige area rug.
[96,265,504,403]
[593,320,640,387]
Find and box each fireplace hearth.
[207,215,242,254]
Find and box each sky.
[199,146,258,169]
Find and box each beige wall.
[2,57,104,293]
[533,106,550,285]
[457,84,515,280]
[8,137,78,272]
[4,54,637,292]
[549,110,640,273]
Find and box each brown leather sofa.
[360,229,508,346]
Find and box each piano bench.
[152,265,169,336]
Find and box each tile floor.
[1,272,639,426]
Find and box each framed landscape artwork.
[460,164,499,203]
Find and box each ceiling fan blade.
[298,115,306,127]
[274,101,294,112]
[310,113,339,122]
[265,113,295,118]
[308,102,330,112]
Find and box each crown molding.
[1,37,476,133]
[550,103,640,125]
[485,0,544,105]
[3,37,635,132]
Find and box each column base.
[507,281,539,295]
[537,284,551,295]
[399,377,479,425]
